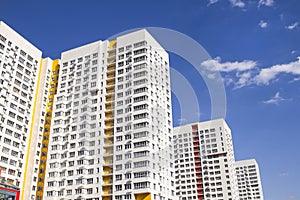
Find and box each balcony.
[107,57,116,66]
[104,117,114,123]
[103,160,113,166]
[105,103,114,111]
[105,111,113,119]
[107,69,115,78]
[105,121,114,128]
[107,64,115,72]
[103,178,113,185]
[103,167,113,175]
[103,150,113,157]
[104,129,114,136]
[106,79,115,87]
[102,189,113,198]
[104,140,113,147]
[106,88,114,95]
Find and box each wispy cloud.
[259,20,268,28]
[263,92,287,105]
[286,22,299,30]
[258,0,275,7]
[202,57,257,72]
[207,0,245,8]
[207,0,219,6]
[222,76,235,86]
[279,172,289,177]
[254,58,300,85]
[289,77,300,83]
[229,0,245,8]
[235,71,253,88]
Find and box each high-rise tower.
[174,119,239,200]
[235,159,264,200]
[44,40,108,200]
[0,21,51,200]
[43,29,177,200]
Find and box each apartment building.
[174,119,239,200]
[43,29,177,200]
[0,21,52,200]
[43,40,108,200]
[235,159,264,200]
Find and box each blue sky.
[2,0,300,199]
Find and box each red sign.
[0,186,20,200]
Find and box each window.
[116,155,122,161]
[125,173,131,179]
[92,60,98,65]
[116,185,122,191]
[75,189,82,194]
[134,182,150,189]
[76,178,83,185]
[118,47,124,53]
[125,183,131,189]
[125,153,131,159]
[116,174,122,180]
[134,41,147,48]
[125,143,131,149]
[88,168,94,174]
[125,163,131,169]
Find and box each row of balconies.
[102,44,115,200]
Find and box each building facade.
[0,21,51,200]
[43,29,176,200]
[235,159,264,200]
[43,40,108,200]
[174,119,239,200]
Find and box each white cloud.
[254,59,300,85]
[203,57,300,89]
[229,0,245,8]
[265,0,275,6]
[201,57,257,72]
[291,50,297,54]
[208,0,247,8]
[259,20,268,28]
[263,92,287,105]
[258,0,274,7]
[286,22,299,30]
[207,0,219,5]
